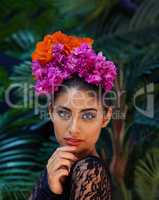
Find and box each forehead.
[54,88,101,109]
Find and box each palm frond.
[129,0,159,30]
[134,148,159,200]
[0,67,10,102]
[10,61,33,83]
[1,31,37,60]
[0,132,58,200]
[0,134,42,199]
[0,0,58,40]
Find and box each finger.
[48,155,56,163]
[48,167,69,178]
[59,151,78,160]
[49,146,77,161]
[48,151,77,168]
[56,146,77,153]
[47,153,78,173]
[47,157,73,172]
[48,168,69,189]
[52,157,72,172]
[57,168,70,182]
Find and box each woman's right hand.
[46,146,78,195]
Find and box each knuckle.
[47,159,51,165]
[55,147,60,153]
[56,147,60,151]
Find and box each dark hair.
[50,75,111,112]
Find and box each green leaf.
[134,148,159,200]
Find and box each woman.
[29,31,117,200]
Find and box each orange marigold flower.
[32,31,94,64]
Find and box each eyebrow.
[57,106,97,112]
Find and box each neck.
[92,149,100,158]
[75,147,100,159]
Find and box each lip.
[64,138,83,146]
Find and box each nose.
[68,117,80,136]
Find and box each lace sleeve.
[69,156,112,200]
[28,168,62,200]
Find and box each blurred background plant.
[0,0,159,199]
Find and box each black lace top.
[29,155,112,200]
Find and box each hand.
[46,146,78,194]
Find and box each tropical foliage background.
[0,0,159,199]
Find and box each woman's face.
[49,88,112,158]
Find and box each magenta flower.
[32,43,117,95]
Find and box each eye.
[81,112,96,120]
[57,110,71,120]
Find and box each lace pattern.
[29,155,112,200]
[69,156,112,200]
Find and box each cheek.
[82,122,102,143]
[53,118,67,141]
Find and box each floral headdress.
[32,31,117,95]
